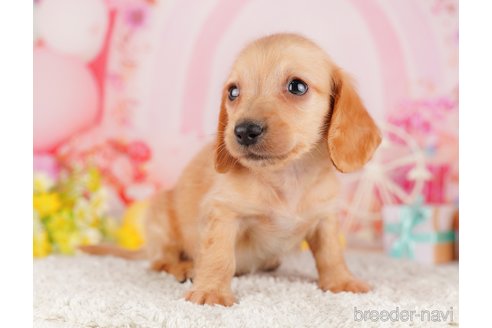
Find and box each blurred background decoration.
[33,0,458,261]
[33,166,116,257]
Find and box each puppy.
[83,33,381,306]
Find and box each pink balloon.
[34,48,99,152]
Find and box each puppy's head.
[215,34,381,173]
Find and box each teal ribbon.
[384,198,455,259]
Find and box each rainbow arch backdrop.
[34,0,458,187]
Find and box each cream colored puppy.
[83,33,381,306]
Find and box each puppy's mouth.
[242,150,291,162]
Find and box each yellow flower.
[116,200,148,250]
[86,167,102,192]
[116,224,144,250]
[33,173,54,193]
[52,231,79,255]
[46,211,72,232]
[32,166,118,258]
[73,199,92,224]
[300,233,346,251]
[33,192,61,217]
[300,240,310,251]
[102,216,118,240]
[89,189,108,218]
[80,228,102,245]
[33,231,51,258]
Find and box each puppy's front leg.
[307,215,371,293]
[185,205,238,306]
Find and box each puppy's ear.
[215,93,236,173]
[327,68,381,173]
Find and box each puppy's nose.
[234,122,264,146]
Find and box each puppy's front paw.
[184,289,235,306]
[319,276,371,294]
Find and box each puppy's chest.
[240,187,312,250]
[234,174,331,272]
[235,202,311,276]
[267,189,306,230]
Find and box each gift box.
[382,201,456,264]
[452,209,459,260]
[396,164,451,205]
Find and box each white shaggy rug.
[34,251,458,327]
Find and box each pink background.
[34,0,458,197]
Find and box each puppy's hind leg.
[150,258,193,283]
[145,190,193,283]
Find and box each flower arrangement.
[57,138,157,205]
[33,167,116,257]
[33,136,158,258]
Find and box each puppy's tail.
[79,244,146,260]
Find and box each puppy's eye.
[288,79,308,96]
[228,85,240,101]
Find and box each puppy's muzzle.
[234,121,264,146]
